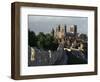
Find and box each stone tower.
[54,25,67,44]
[70,25,77,35]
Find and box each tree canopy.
[28,30,58,51]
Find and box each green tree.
[45,33,58,51]
[37,32,46,49]
[28,30,37,47]
[79,34,88,41]
[28,30,59,51]
[45,33,53,50]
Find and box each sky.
[28,15,88,35]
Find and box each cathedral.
[51,24,77,44]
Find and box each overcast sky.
[28,15,88,35]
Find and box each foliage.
[79,34,87,41]
[37,32,46,49]
[28,30,37,47]
[28,30,58,51]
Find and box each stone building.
[70,25,77,35]
[51,24,87,50]
[54,25,66,44]
[52,24,77,44]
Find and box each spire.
[64,24,67,34]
